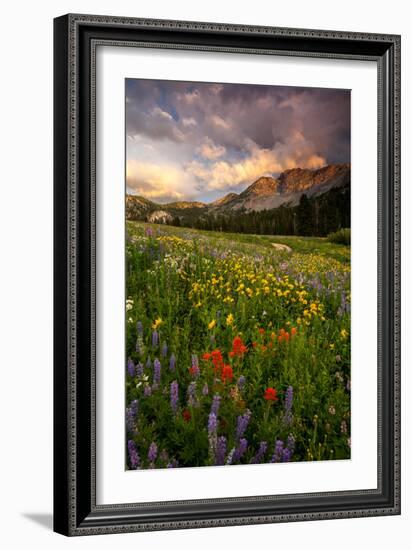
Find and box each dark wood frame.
[54,13,401,536]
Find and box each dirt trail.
[271,243,292,253]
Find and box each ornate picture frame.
[53,14,400,536]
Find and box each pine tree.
[296,194,314,235]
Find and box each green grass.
[125,222,351,470]
[328,228,351,246]
[127,222,350,263]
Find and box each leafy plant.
[327,228,351,245]
[125,222,351,470]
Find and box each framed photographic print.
[53,14,401,536]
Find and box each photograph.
[51,10,401,536]
[124,79,352,470]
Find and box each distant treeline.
[172,187,350,237]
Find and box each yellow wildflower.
[152,318,162,329]
[226,313,234,326]
[208,319,216,330]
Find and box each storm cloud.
[126,79,350,203]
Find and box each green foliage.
[126,185,351,238]
[296,193,313,236]
[125,222,351,469]
[327,228,351,245]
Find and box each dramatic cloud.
[209,115,232,131]
[187,133,326,191]
[182,117,197,127]
[197,137,226,160]
[127,159,196,202]
[125,79,350,203]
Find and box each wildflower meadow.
[125,221,351,470]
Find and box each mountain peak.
[126,163,351,221]
[211,192,239,207]
[240,176,279,198]
[277,163,350,194]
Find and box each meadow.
[125,221,351,469]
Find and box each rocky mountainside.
[147,210,173,224]
[240,176,279,198]
[210,192,239,207]
[165,200,206,209]
[126,195,157,219]
[277,163,350,194]
[126,163,350,221]
[207,163,350,213]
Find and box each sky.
[126,79,350,204]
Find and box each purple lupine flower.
[126,408,135,432]
[144,385,152,397]
[210,394,221,416]
[270,440,284,463]
[167,459,179,468]
[153,358,161,387]
[250,441,268,464]
[233,438,248,463]
[287,434,296,454]
[285,386,293,411]
[170,380,179,413]
[169,353,176,371]
[208,412,218,435]
[237,375,246,390]
[208,412,218,462]
[145,226,154,237]
[135,335,144,355]
[130,399,138,417]
[161,341,168,357]
[190,354,200,379]
[187,381,197,407]
[202,382,209,396]
[236,410,251,440]
[136,321,143,336]
[125,400,138,433]
[135,362,144,378]
[190,365,200,379]
[283,386,294,426]
[152,330,159,348]
[127,358,136,377]
[215,436,227,466]
[127,440,140,470]
[148,442,158,464]
[225,447,236,465]
[282,448,292,462]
